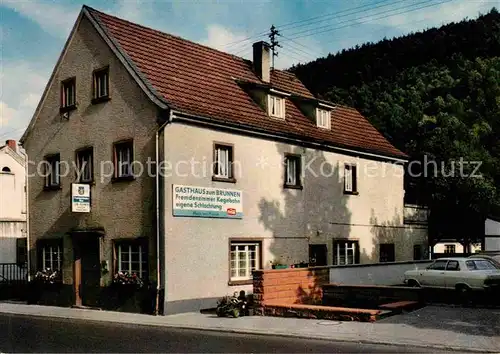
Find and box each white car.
[403,257,500,294]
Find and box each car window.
[446,260,460,271]
[428,260,448,270]
[466,260,498,270]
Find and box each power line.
[282,0,435,40]
[318,16,440,56]
[278,0,402,31]
[0,127,27,140]
[281,0,456,41]
[222,0,404,51]
[315,0,457,45]
[279,35,319,59]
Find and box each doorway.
[73,237,101,307]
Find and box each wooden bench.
[262,301,391,322]
[379,300,421,312]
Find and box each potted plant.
[31,268,63,305]
[270,258,287,269]
[293,261,309,268]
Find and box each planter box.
[293,263,309,268]
[27,281,73,307]
[100,284,156,314]
[272,265,288,269]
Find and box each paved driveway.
[379,305,500,338]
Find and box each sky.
[0,0,497,142]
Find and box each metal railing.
[0,263,28,284]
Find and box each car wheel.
[408,279,420,288]
[216,307,224,317]
[232,308,240,318]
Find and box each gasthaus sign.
[172,185,243,219]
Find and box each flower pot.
[272,265,287,269]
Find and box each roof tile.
[86,6,407,159]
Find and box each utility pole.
[269,25,281,69]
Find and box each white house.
[485,217,500,251]
[19,5,428,314]
[0,140,28,278]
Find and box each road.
[0,313,464,353]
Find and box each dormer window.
[268,95,285,119]
[316,108,331,129]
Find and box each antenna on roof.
[269,25,281,69]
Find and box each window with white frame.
[230,241,260,281]
[316,108,331,129]
[213,144,234,180]
[344,164,357,194]
[61,77,76,109]
[93,67,109,101]
[333,240,359,265]
[268,95,285,119]
[44,154,61,188]
[40,243,62,271]
[76,148,93,183]
[284,154,301,188]
[444,244,456,254]
[117,241,147,280]
[114,141,133,179]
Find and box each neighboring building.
[432,240,482,255]
[485,217,500,251]
[20,5,428,314]
[0,140,28,278]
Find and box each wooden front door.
[74,237,101,307]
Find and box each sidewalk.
[0,302,498,353]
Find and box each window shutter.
[355,242,360,264]
[214,147,219,176]
[352,165,357,192]
[228,147,233,178]
[344,165,352,191]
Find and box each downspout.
[18,147,30,282]
[155,110,172,315]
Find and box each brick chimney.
[253,41,271,83]
[6,140,17,152]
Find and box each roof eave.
[83,6,170,110]
[20,6,172,146]
[171,109,408,163]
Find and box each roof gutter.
[169,110,408,163]
[154,109,172,315]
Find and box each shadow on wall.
[258,143,357,305]
[369,209,420,263]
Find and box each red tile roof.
[86,6,407,160]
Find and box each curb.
[0,308,496,353]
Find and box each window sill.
[59,105,77,114]
[43,185,62,191]
[343,191,359,195]
[228,279,253,286]
[284,184,303,190]
[76,180,95,186]
[112,175,136,183]
[91,96,111,105]
[212,176,237,183]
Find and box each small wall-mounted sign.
[71,183,90,213]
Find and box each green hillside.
[289,8,500,247]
